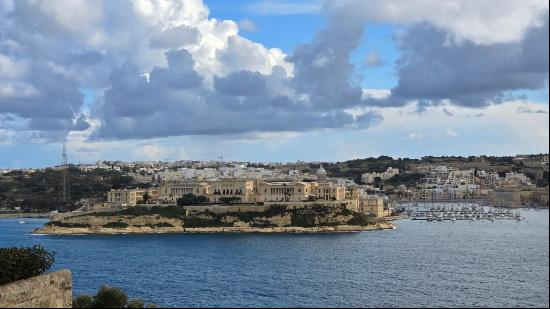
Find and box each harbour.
[1,208,547,307]
[401,202,523,222]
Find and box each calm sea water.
[1,209,548,308]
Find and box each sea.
[1,208,548,308]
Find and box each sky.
[0,0,548,168]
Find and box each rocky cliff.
[34,204,394,234]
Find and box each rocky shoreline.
[33,222,395,235]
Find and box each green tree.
[73,295,94,308]
[176,193,209,205]
[219,196,241,204]
[93,285,128,308]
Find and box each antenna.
[62,141,71,210]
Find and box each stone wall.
[489,191,522,207]
[0,270,72,308]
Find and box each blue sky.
[0,0,548,168]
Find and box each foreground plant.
[0,245,55,285]
[73,284,156,308]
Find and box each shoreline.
[33,222,395,235]
[0,213,50,219]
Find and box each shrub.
[176,193,209,205]
[145,222,174,228]
[93,285,128,308]
[347,213,377,226]
[103,221,129,229]
[150,205,187,219]
[219,196,241,205]
[184,216,233,228]
[90,205,187,219]
[73,284,156,308]
[290,213,316,227]
[0,245,55,285]
[46,221,91,228]
[263,204,288,217]
[73,295,94,308]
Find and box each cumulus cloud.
[149,25,199,49]
[381,17,549,108]
[0,0,548,145]
[320,0,549,109]
[324,0,548,45]
[364,51,385,68]
[94,49,381,139]
[516,106,549,114]
[0,52,84,134]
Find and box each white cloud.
[361,88,391,100]
[0,129,16,145]
[327,0,549,45]
[365,100,549,155]
[445,128,458,137]
[364,51,384,67]
[238,18,257,32]
[407,132,423,140]
[246,1,321,15]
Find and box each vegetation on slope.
[0,167,134,212]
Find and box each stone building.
[107,188,159,206]
[360,196,391,217]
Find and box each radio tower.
[62,141,71,208]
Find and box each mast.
[62,140,71,209]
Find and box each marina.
[405,203,523,222]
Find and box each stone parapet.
[0,270,72,308]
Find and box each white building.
[157,171,185,183]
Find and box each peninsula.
[33,203,395,235]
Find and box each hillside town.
[1,154,548,219]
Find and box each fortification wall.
[0,270,72,308]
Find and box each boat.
[19,220,27,224]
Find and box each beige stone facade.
[107,188,159,206]
[0,270,72,308]
[314,182,346,201]
[360,196,390,217]
[158,179,347,204]
[160,182,210,202]
[255,181,312,202]
[207,179,256,203]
